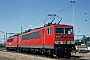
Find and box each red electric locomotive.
[6,23,75,57]
[6,14,76,57]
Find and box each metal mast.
[70,0,75,34]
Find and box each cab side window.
[48,28,52,34]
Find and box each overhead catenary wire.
[61,0,89,20]
[55,0,87,14]
[7,0,89,33]
[34,0,88,25]
[28,0,89,28]
[7,0,55,32]
[7,0,65,32]
[27,0,59,24]
[27,0,54,20]
[26,0,68,26]
[26,0,88,26]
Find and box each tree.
[75,35,90,45]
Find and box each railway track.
[0,48,89,60]
[6,46,76,59]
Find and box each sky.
[0,0,90,43]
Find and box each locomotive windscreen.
[7,38,13,42]
[55,28,73,34]
[55,28,64,34]
[65,28,73,34]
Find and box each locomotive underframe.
[6,44,75,57]
[54,44,76,57]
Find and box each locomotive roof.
[7,23,73,37]
[22,23,73,34]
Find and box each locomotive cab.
[6,35,18,51]
[54,24,76,57]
